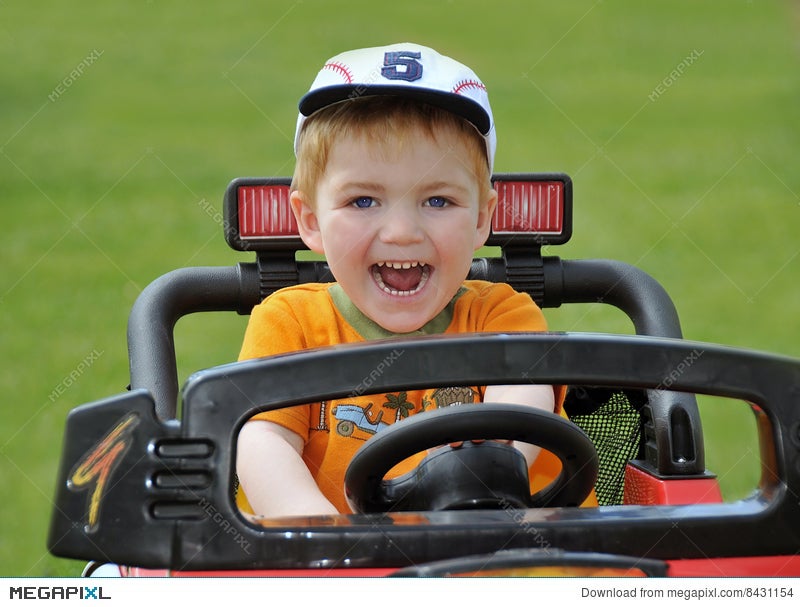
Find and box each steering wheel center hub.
[385,441,532,511]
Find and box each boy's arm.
[482,384,556,467]
[237,420,338,517]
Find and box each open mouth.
[372,261,430,296]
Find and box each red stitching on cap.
[452,79,487,95]
[322,61,354,83]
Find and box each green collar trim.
[329,283,466,340]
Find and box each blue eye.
[351,196,376,209]
[425,196,449,208]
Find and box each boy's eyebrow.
[333,180,387,194]
[418,180,471,194]
[332,179,473,197]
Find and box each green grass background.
[1,0,798,576]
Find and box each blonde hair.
[292,96,491,201]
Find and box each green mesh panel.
[568,392,642,506]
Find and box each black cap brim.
[298,84,492,136]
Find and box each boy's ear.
[473,188,498,249]
[290,190,325,254]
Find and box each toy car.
[47,174,800,577]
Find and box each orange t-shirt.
[237,280,592,513]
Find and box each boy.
[236,43,574,517]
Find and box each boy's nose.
[379,207,424,245]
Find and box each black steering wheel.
[344,403,599,514]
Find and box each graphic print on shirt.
[384,391,414,421]
[330,387,479,439]
[332,401,389,437]
[430,386,478,408]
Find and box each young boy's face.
[291,124,497,334]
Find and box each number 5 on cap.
[382,51,423,82]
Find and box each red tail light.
[488,174,571,246]
[492,180,564,235]
[237,184,296,239]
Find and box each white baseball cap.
[294,42,496,171]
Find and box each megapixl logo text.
[9,586,111,600]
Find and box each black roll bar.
[127,256,704,476]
